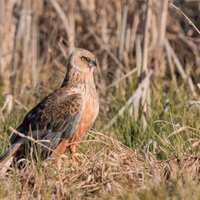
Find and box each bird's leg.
[70,144,78,163]
[69,142,80,163]
[53,139,69,171]
[68,132,84,165]
[56,155,62,171]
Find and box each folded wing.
[0,88,84,164]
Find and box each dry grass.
[0,131,146,199]
[1,128,200,199]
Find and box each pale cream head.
[69,48,98,73]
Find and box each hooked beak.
[88,60,97,67]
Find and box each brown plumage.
[0,48,99,170]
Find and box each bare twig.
[105,68,137,90]
[170,3,200,35]
[9,126,60,156]
[165,39,197,97]
[14,98,29,111]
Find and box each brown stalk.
[170,3,200,35]
[154,0,168,77]
[140,0,152,131]
[165,39,197,97]
[119,6,128,61]
[49,0,74,51]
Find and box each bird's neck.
[61,69,96,92]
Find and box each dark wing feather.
[9,98,47,144]
[8,87,84,160]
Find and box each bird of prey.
[0,48,99,170]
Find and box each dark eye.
[81,56,90,63]
[81,56,87,62]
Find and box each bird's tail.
[0,143,22,169]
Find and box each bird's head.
[69,48,98,73]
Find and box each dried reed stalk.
[0,0,200,132]
[140,0,152,132]
[154,0,168,76]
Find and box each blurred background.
[2,1,200,198]
[1,0,200,144]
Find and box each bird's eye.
[81,56,90,63]
[81,56,87,62]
